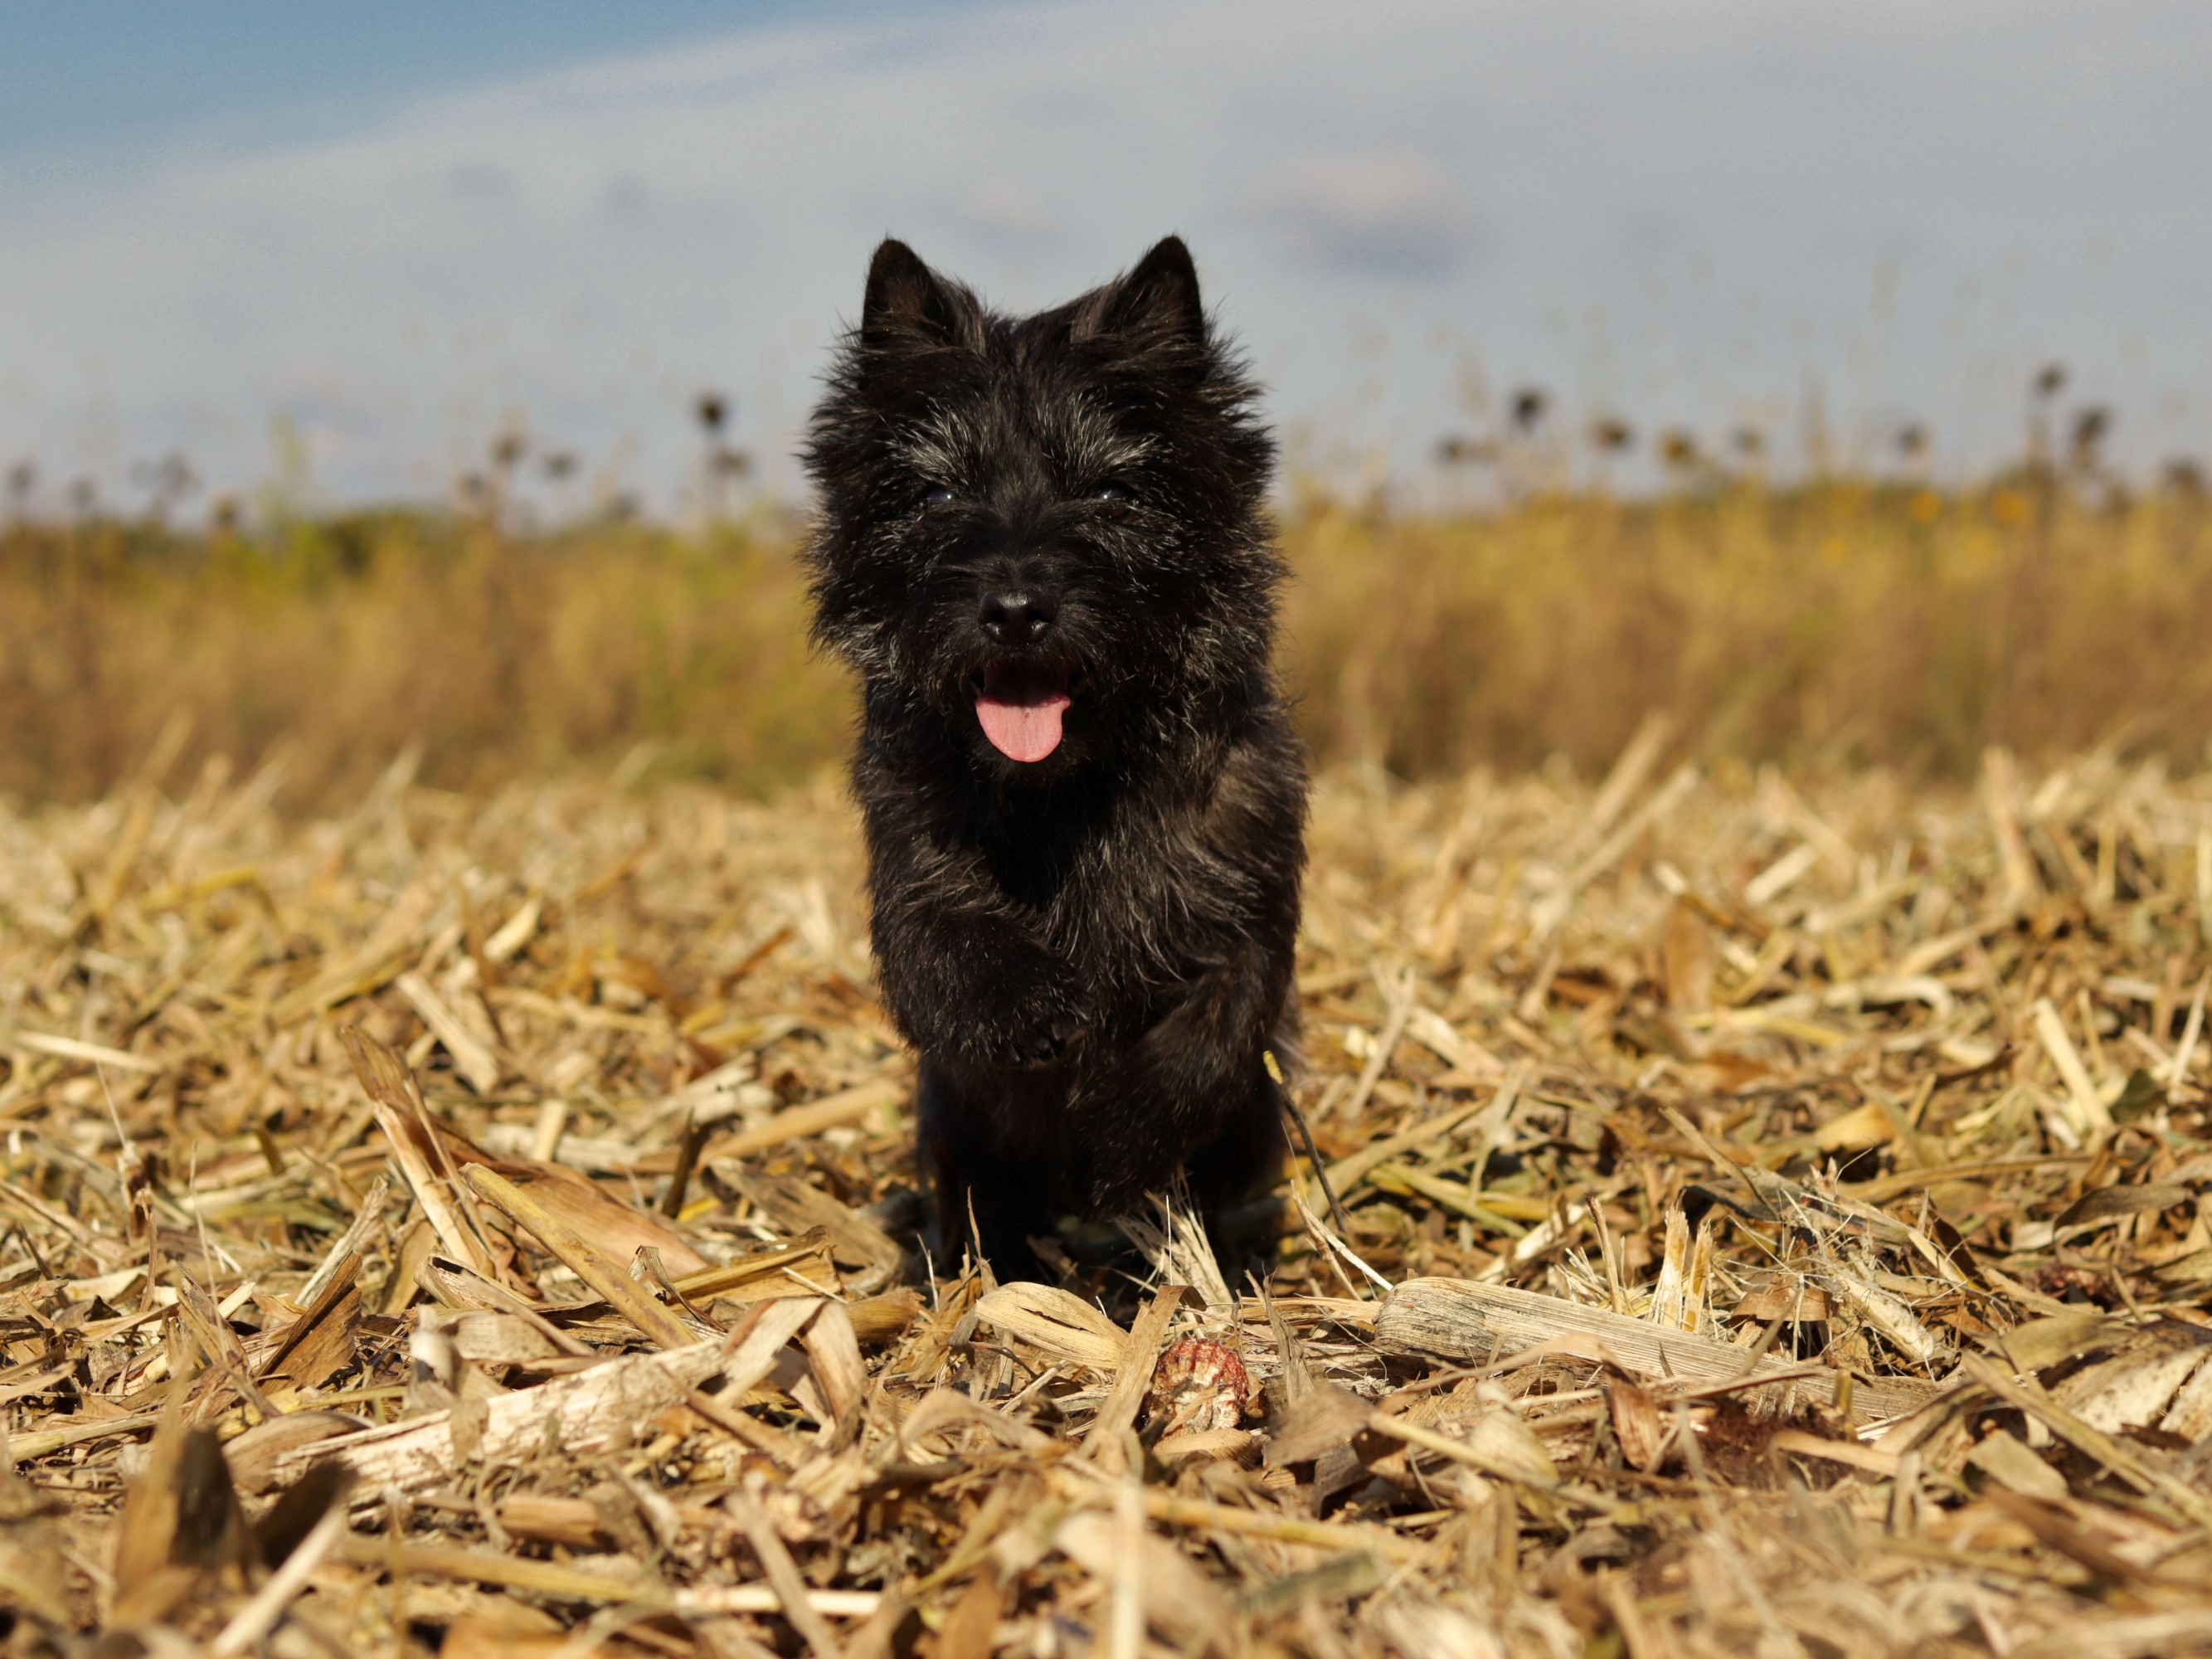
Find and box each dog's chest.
[1009,815,1228,975]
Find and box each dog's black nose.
[979,589,1057,647]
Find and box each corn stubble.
[7,724,2212,1652]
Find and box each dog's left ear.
[1093,236,1205,343]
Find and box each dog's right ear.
[863,239,965,350]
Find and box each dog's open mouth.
[975,659,1075,763]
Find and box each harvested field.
[9,732,2212,1655]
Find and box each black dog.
[802,236,1307,1272]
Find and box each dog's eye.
[1091,483,1135,514]
[922,487,960,515]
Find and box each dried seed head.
[1589,416,1634,453]
[1147,1335,1252,1435]
[2069,405,2112,467]
[1436,433,1497,467]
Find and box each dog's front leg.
[871,894,1087,1070]
[1077,935,1291,1213]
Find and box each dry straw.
[5,731,2212,1653]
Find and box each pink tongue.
[976,691,1071,763]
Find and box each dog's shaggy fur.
[802,236,1307,1269]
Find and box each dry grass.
[0,513,840,809]
[9,732,2212,1654]
[1287,479,2212,779]
[5,476,2210,810]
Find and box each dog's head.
[803,236,1279,782]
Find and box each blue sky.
[2,1,2208,516]
[0,4,844,154]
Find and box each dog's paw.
[975,1001,1083,1069]
[989,1024,1070,1069]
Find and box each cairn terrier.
[802,236,1307,1271]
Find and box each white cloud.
[0,0,2206,510]
[954,181,1061,251]
[1248,153,1473,277]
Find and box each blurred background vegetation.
[5,408,2209,811]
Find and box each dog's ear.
[1093,236,1205,344]
[863,239,967,350]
